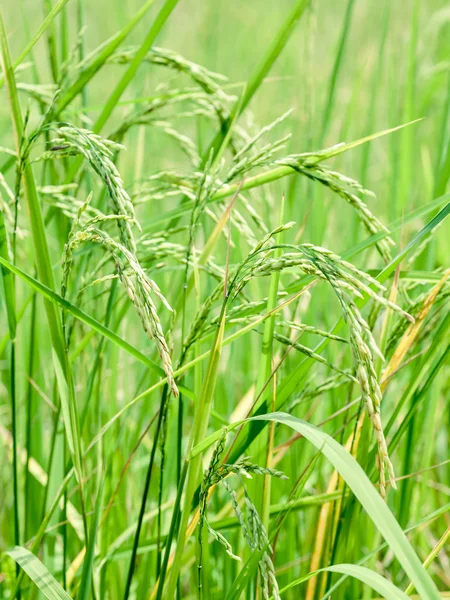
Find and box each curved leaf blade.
[250,412,440,600]
[6,546,73,600]
[278,564,409,599]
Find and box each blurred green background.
[2,0,450,258]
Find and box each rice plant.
[0,0,449,599]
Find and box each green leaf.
[0,201,16,338]
[78,474,104,600]
[319,0,356,142]
[188,421,243,460]
[223,549,265,600]
[0,254,164,376]
[377,199,450,282]
[191,413,441,600]
[51,348,83,483]
[0,0,71,88]
[278,564,409,599]
[6,546,73,600]
[205,0,310,161]
[93,0,180,133]
[164,313,227,598]
[57,0,157,113]
[251,413,441,600]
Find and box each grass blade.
[6,547,73,600]
[77,474,104,600]
[0,254,165,376]
[204,0,309,161]
[0,0,71,89]
[94,0,180,133]
[1,0,85,517]
[279,564,410,599]
[193,413,441,600]
[320,0,356,142]
[56,0,157,112]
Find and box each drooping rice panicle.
[61,205,178,397]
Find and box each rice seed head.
[62,220,178,396]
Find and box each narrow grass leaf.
[57,0,157,112]
[6,546,73,600]
[251,412,441,600]
[78,474,104,600]
[279,564,409,599]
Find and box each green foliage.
[1,1,449,599]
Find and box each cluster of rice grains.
[55,125,178,396]
[23,42,416,594]
[189,230,413,497]
[199,430,287,599]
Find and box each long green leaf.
[52,348,82,480]
[323,501,450,598]
[278,564,409,599]
[0,5,84,491]
[56,0,157,113]
[94,0,180,133]
[0,0,71,89]
[254,413,440,600]
[164,313,227,599]
[0,254,164,376]
[205,0,309,161]
[78,474,104,600]
[6,547,73,600]
[192,413,441,600]
[223,549,265,600]
[320,0,356,142]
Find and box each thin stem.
[122,386,169,600]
